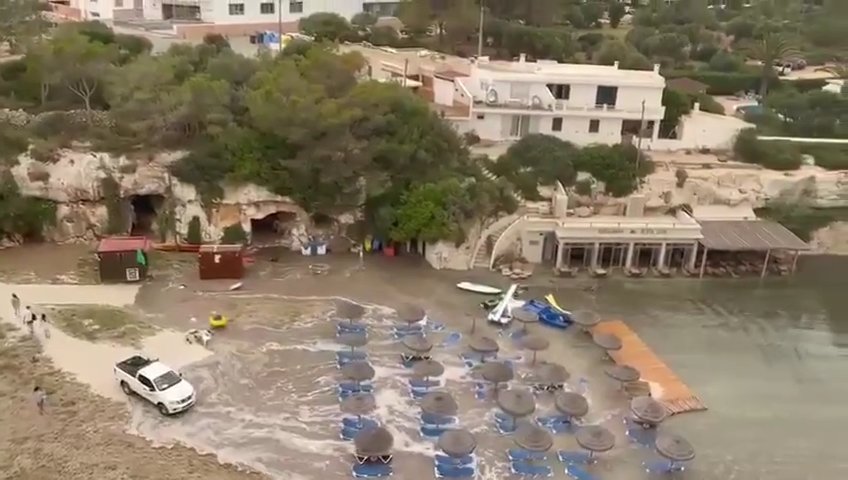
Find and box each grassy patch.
[49,305,157,346]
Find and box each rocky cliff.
[8,149,327,248]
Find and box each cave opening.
[250,211,298,246]
[129,194,164,237]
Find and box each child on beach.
[33,386,47,415]
[11,293,20,321]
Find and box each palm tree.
[744,32,799,100]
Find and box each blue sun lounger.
[508,449,547,462]
[421,412,457,426]
[495,412,518,434]
[435,454,475,466]
[625,417,658,448]
[557,451,592,465]
[409,378,441,390]
[438,331,462,347]
[341,417,378,441]
[510,461,553,477]
[536,415,575,435]
[564,463,598,480]
[336,350,368,366]
[352,463,392,478]
[337,322,367,334]
[643,459,686,474]
[435,463,476,478]
[420,423,450,438]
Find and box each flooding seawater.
[119,253,848,480]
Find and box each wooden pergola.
[696,220,810,278]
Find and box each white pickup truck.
[114,355,196,416]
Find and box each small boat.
[456,282,502,295]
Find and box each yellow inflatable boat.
[209,313,228,329]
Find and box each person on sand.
[11,293,20,321]
[24,306,35,335]
[40,313,50,339]
[33,386,47,415]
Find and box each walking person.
[11,293,21,322]
[24,306,36,336]
[33,386,47,415]
[40,313,50,339]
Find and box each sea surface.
[118,253,848,480]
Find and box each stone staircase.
[479,164,525,205]
[471,219,514,269]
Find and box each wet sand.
[0,245,847,479]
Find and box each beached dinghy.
[457,282,502,295]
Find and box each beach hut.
[198,244,246,280]
[96,236,151,283]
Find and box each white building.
[432,55,666,147]
[57,0,400,39]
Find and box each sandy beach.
[0,244,846,480]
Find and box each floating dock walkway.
[593,320,707,415]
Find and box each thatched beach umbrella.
[437,429,477,458]
[338,333,368,352]
[520,334,550,364]
[412,359,444,379]
[420,391,459,417]
[554,391,589,419]
[513,423,554,452]
[354,426,394,457]
[402,334,433,353]
[604,365,640,387]
[497,388,536,418]
[575,425,615,455]
[479,361,514,387]
[592,332,622,352]
[630,396,669,425]
[468,335,499,354]
[337,301,365,323]
[341,361,376,383]
[513,309,538,332]
[655,433,695,463]
[534,362,570,386]
[398,304,426,324]
[340,393,377,417]
[571,310,600,330]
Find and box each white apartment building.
[59,0,399,38]
[433,55,666,147]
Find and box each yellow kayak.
[544,294,570,314]
[209,315,228,328]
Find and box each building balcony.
[472,100,663,118]
[161,0,200,6]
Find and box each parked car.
[114,355,196,415]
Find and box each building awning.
[698,220,809,251]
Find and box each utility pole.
[277,0,283,52]
[476,0,485,58]
[635,99,646,190]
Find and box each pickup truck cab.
[115,355,196,415]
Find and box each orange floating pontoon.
[593,320,707,415]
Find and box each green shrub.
[221,223,247,244]
[757,203,837,242]
[786,78,829,93]
[0,171,56,240]
[695,93,725,115]
[797,144,848,171]
[186,215,202,244]
[574,179,593,196]
[675,168,688,188]
[733,129,802,171]
[664,70,776,95]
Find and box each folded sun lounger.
[435,454,475,466]
[352,463,392,478]
[435,462,476,478]
[507,449,547,462]
[564,463,597,480]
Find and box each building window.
[551,117,563,132]
[260,2,274,13]
[589,119,600,133]
[476,114,485,120]
[595,86,618,107]
[115,0,123,7]
[510,115,530,138]
[547,84,570,100]
[228,3,244,15]
[289,1,303,13]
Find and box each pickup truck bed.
[116,355,154,377]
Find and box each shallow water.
[2,247,847,480]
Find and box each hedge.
[796,143,848,171]
[733,129,802,171]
